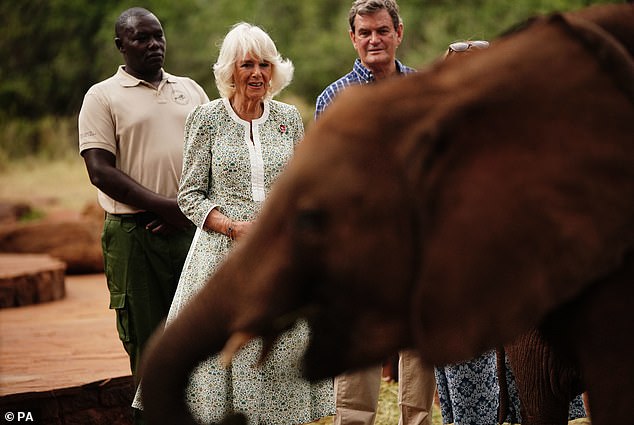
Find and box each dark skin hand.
[82,148,192,234]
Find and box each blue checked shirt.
[314,58,416,120]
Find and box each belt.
[106,211,158,226]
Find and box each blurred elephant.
[140,4,634,425]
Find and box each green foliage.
[0,0,620,158]
[0,0,120,118]
[0,116,78,165]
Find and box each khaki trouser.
[333,350,436,425]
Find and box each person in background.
[78,7,209,424]
[133,22,334,425]
[434,39,588,425]
[315,1,436,425]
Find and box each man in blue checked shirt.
[315,2,437,425]
[315,0,415,120]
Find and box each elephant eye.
[295,208,328,236]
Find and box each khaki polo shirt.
[78,66,209,214]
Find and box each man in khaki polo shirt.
[78,7,208,424]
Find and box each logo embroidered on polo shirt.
[172,91,189,105]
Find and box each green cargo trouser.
[101,212,195,384]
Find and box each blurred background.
[0,0,616,201]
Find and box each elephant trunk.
[140,286,232,425]
[139,229,297,424]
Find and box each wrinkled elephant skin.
[140,4,634,425]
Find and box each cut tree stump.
[0,253,66,308]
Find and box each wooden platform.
[0,273,134,424]
[0,253,66,307]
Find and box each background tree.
[0,0,616,159]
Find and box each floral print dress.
[134,98,334,424]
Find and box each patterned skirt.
[435,350,586,425]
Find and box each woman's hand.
[227,220,253,241]
[203,209,253,241]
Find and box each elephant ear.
[406,6,634,365]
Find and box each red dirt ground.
[0,273,130,396]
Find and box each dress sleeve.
[177,105,219,229]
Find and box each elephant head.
[140,4,634,425]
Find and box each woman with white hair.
[133,22,334,424]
